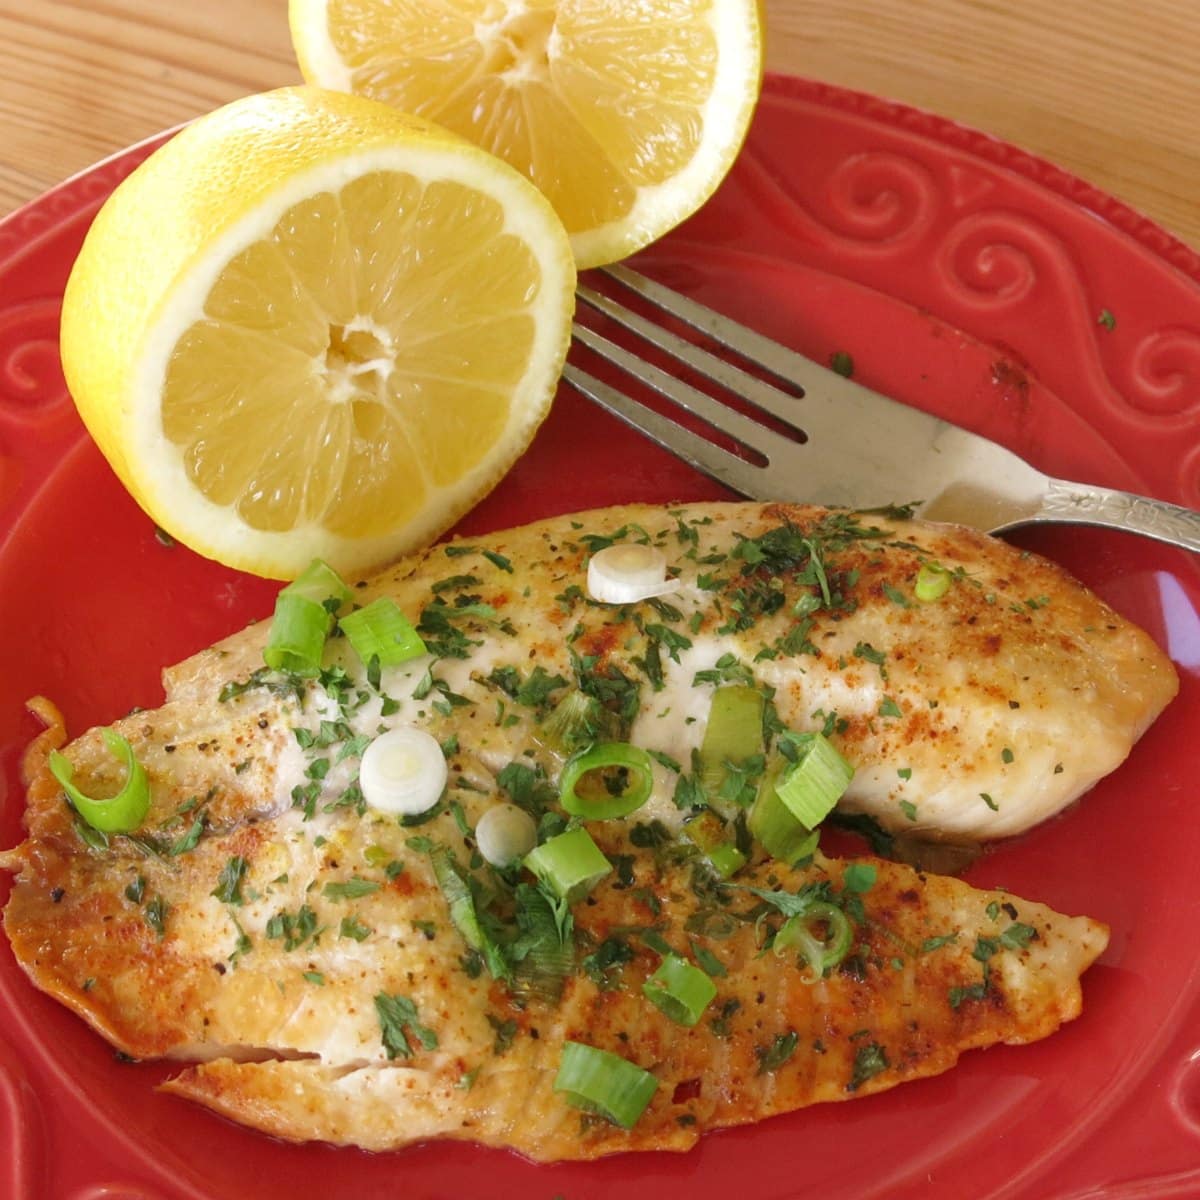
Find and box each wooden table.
[1,0,1198,249]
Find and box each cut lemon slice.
[60,86,575,580]
[288,0,764,268]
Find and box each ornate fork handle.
[1031,479,1200,553]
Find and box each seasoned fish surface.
[166,500,1175,841]
[0,501,1159,1158]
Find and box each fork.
[565,265,1200,554]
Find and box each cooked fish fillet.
[162,499,1175,841]
[0,501,1161,1158]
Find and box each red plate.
[2,75,1199,1199]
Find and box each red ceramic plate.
[2,75,1199,1200]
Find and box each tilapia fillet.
[0,501,1167,1159]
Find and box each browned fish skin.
[0,502,1149,1159]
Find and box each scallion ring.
[586,543,681,605]
[286,558,354,607]
[49,729,150,834]
[263,558,352,677]
[773,732,855,830]
[554,1041,658,1128]
[682,809,747,879]
[773,901,853,981]
[475,803,537,868]
[523,826,611,901]
[915,561,952,602]
[698,685,764,805]
[642,953,718,1026]
[359,727,447,816]
[559,743,655,820]
[339,597,426,668]
[263,592,329,676]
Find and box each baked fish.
[0,501,1166,1158]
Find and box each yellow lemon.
[60,86,576,580]
[288,0,764,269]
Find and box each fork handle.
[1028,479,1200,553]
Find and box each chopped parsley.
[144,895,169,939]
[374,993,439,1059]
[339,915,373,942]
[848,1041,889,1091]
[211,856,248,906]
[266,904,321,952]
[756,1030,799,1073]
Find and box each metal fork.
[565,265,1200,553]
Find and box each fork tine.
[570,322,794,459]
[561,363,769,499]
[603,264,823,392]
[575,282,805,435]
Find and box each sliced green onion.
[706,842,748,877]
[915,561,952,602]
[360,727,447,816]
[554,1041,658,1128]
[510,881,575,1004]
[430,846,510,981]
[264,559,352,676]
[535,689,615,759]
[774,733,854,829]
[586,544,680,605]
[524,826,611,901]
[263,593,329,676]
[774,901,853,981]
[559,743,654,820]
[339,597,426,668]
[682,809,747,879]
[642,953,718,1026]
[49,730,150,834]
[475,803,537,868]
[750,734,852,864]
[749,759,820,865]
[698,685,764,801]
[750,803,820,864]
[287,558,355,607]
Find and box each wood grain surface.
[0,0,1197,250]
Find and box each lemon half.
[60,86,576,580]
[289,0,764,268]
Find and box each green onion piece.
[429,847,510,981]
[642,953,718,1026]
[554,1041,658,1128]
[750,735,852,864]
[263,559,352,677]
[558,743,654,820]
[523,827,611,901]
[749,758,820,865]
[915,561,952,602]
[287,558,354,607]
[682,810,747,879]
[264,593,330,676]
[774,733,854,829]
[706,842,748,877]
[698,685,764,801]
[774,901,853,981]
[535,688,616,759]
[339,597,427,668]
[509,882,575,1005]
[49,730,150,834]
